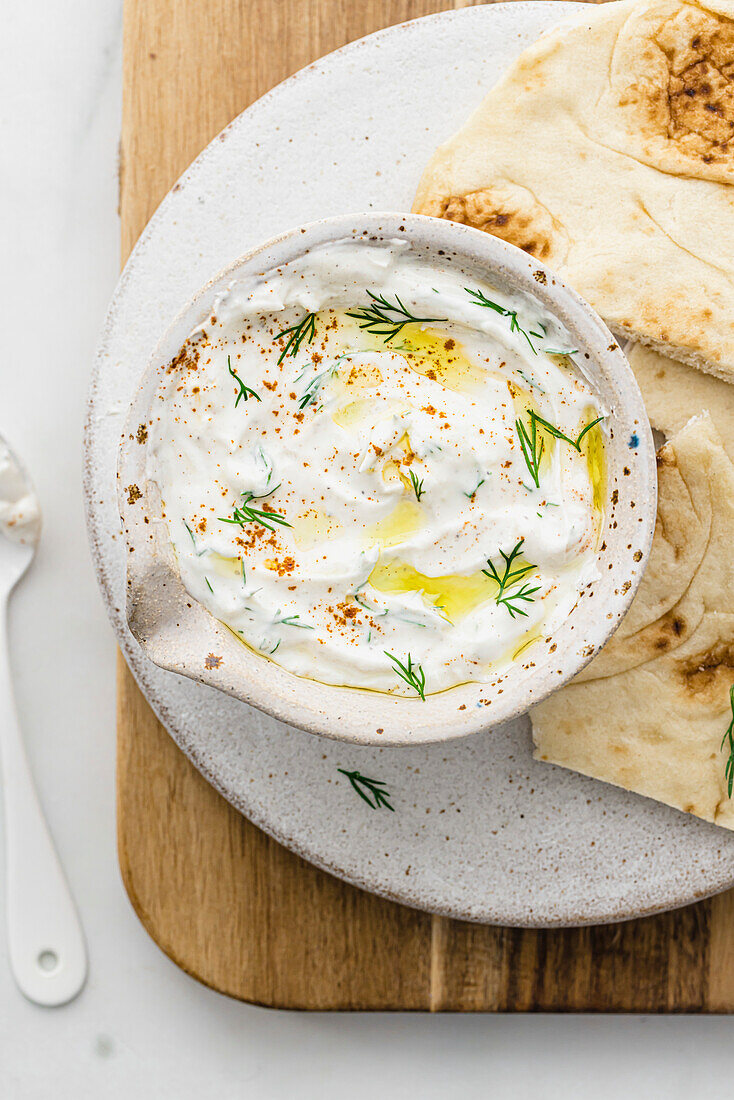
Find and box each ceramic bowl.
[118,211,656,746]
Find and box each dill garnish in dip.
[148,239,605,698]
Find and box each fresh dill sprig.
[219,487,292,533]
[385,651,427,700]
[482,538,541,619]
[391,611,428,629]
[298,362,338,410]
[353,593,389,617]
[543,347,578,357]
[530,411,605,453]
[254,444,274,486]
[465,288,540,355]
[273,312,317,365]
[227,355,260,405]
[490,578,541,619]
[409,469,425,502]
[273,611,314,630]
[346,291,445,344]
[205,577,214,593]
[240,558,247,587]
[337,768,394,811]
[721,685,734,797]
[464,475,485,499]
[515,414,545,489]
[517,368,546,395]
[183,520,208,556]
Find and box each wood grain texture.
[118,0,734,1010]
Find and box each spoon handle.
[0,598,87,1005]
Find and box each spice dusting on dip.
[147,239,605,698]
[0,439,41,546]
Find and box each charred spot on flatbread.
[652,610,688,651]
[660,7,734,166]
[678,640,734,701]
[612,1,734,180]
[437,184,570,266]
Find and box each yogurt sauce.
[0,440,41,547]
[148,239,604,697]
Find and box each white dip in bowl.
[149,238,605,699]
[120,213,655,744]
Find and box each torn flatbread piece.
[413,0,734,382]
[627,343,734,457]
[531,415,734,828]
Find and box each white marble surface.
[1,2,733,1096]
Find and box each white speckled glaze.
[119,213,655,745]
[85,3,734,924]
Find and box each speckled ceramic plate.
[85,2,734,926]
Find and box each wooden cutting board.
[118,0,734,1010]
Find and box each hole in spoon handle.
[37,949,59,973]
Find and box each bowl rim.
[118,210,657,746]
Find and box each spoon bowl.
[0,437,40,585]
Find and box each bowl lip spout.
[118,210,657,747]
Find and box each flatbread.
[627,343,734,454]
[413,0,734,382]
[531,415,734,828]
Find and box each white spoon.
[0,435,86,1005]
